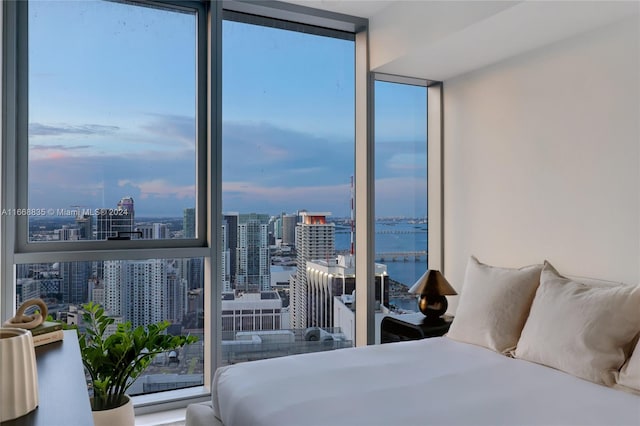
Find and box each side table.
[2,330,93,426]
[381,313,453,343]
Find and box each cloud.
[222,121,353,187]
[26,121,425,217]
[29,123,119,137]
[223,181,351,216]
[118,179,195,200]
[139,114,195,148]
[28,149,196,216]
[31,144,92,151]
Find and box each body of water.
[334,219,427,311]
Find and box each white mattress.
[212,337,640,426]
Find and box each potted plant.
[78,302,197,426]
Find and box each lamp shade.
[409,270,457,320]
[408,270,457,296]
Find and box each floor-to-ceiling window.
[220,12,356,365]
[2,0,371,411]
[374,76,428,314]
[5,0,208,400]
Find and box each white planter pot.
[92,395,135,426]
[0,328,38,422]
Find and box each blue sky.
[28,1,426,219]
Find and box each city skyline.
[27,1,427,218]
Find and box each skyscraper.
[136,224,153,239]
[117,196,134,215]
[16,278,40,306]
[223,213,239,287]
[60,261,91,304]
[291,212,335,329]
[136,223,169,239]
[103,260,123,317]
[96,196,135,240]
[221,221,231,292]
[176,256,204,295]
[236,213,270,292]
[75,214,93,240]
[166,270,187,323]
[183,207,195,238]
[104,259,167,328]
[282,214,297,246]
[96,197,135,280]
[55,226,79,241]
[56,223,90,304]
[273,214,283,241]
[153,223,169,239]
[306,255,388,329]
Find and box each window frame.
[370,74,435,320]
[2,0,215,411]
[371,73,444,273]
[1,0,375,413]
[12,0,209,257]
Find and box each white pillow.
[616,338,640,394]
[515,262,640,386]
[446,256,542,354]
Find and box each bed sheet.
[212,337,640,426]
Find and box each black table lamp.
[408,270,457,321]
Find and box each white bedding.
[212,337,640,426]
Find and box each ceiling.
[283,1,640,81]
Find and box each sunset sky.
[27,0,426,218]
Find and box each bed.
[186,259,640,426]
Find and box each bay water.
[334,219,427,311]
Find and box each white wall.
[442,16,640,310]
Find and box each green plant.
[78,302,198,411]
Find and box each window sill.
[135,407,186,426]
[133,386,210,417]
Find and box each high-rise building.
[60,261,91,304]
[55,225,90,304]
[125,259,167,328]
[117,196,134,215]
[88,278,105,307]
[16,278,40,306]
[183,207,195,238]
[96,197,135,280]
[166,271,187,323]
[55,226,79,241]
[136,224,154,240]
[223,213,238,287]
[75,214,93,240]
[177,257,204,294]
[103,259,167,328]
[273,214,283,241]
[306,255,388,329]
[267,216,276,246]
[282,214,297,246]
[96,196,135,240]
[291,212,335,329]
[136,223,169,239]
[154,223,169,239]
[236,213,270,292]
[189,259,204,292]
[221,221,231,292]
[103,260,123,317]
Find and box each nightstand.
[380,313,453,343]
